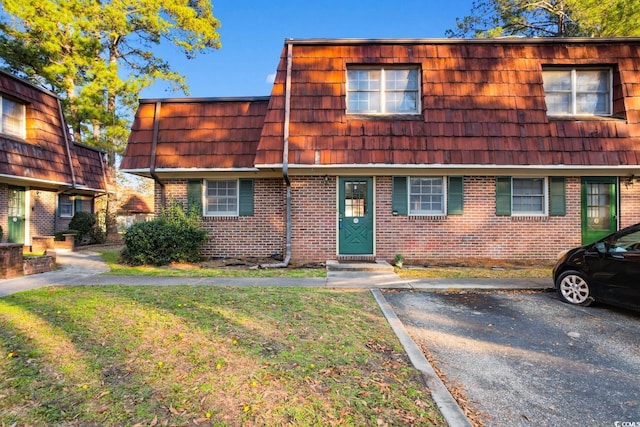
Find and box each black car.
[553,223,640,311]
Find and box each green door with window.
[8,186,26,244]
[338,177,374,255]
[581,177,617,245]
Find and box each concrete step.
[326,259,395,273]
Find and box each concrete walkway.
[0,250,554,427]
[1,251,553,296]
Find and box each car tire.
[556,270,594,306]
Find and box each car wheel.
[556,270,593,306]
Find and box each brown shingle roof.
[121,97,269,171]
[254,38,640,167]
[0,71,111,192]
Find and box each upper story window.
[347,67,420,115]
[1,95,26,138]
[542,68,612,117]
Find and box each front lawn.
[100,249,326,278]
[0,286,444,426]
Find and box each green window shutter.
[496,177,512,216]
[392,176,408,215]
[239,179,254,216]
[447,176,464,215]
[549,176,566,216]
[74,198,82,214]
[187,179,203,215]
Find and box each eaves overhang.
[255,163,640,177]
[0,173,71,189]
[286,37,640,46]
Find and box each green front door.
[8,186,26,244]
[581,177,617,245]
[339,177,374,255]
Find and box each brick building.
[0,70,112,245]
[121,38,640,264]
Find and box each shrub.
[121,202,207,266]
[67,212,106,245]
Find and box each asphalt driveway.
[384,289,640,426]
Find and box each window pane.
[512,178,544,214]
[576,93,608,115]
[385,69,418,90]
[206,180,237,215]
[545,93,571,115]
[542,71,571,91]
[348,70,380,90]
[348,91,379,113]
[576,70,608,92]
[2,98,25,138]
[344,181,367,217]
[409,177,444,215]
[386,91,417,113]
[59,195,73,217]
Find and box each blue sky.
[140,0,474,99]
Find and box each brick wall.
[30,189,57,239]
[290,176,337,263]
[153,175,640,264]
[0,184,7,243]
[160,179,286,259]
[375,176,582,262]
[620,180,640,228]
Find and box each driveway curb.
[370,289,472,427]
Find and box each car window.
[610,230,640,252]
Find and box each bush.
[120,203,207,266]
[67,212,106,245]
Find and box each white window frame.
[542,67,612,117]
[205,179,239,217]
[347,66,421,115]
[59,194,74,218]
[408,176,446,216]
[511,177,548,217]
[0,95,26,139]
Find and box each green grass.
[396,265,552,279]
[0,286,444,426]
[100,250,326,278]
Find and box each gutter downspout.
[150,101,165,207]
[58,98,77,190]
[261,41,293,268]
[57,99,76,233]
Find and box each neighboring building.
[121,37,640,263]
[0,70,112,245]
[117,192,154,230]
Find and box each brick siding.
[155,175,640,264]
[0,184,7,243]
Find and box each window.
[542,68,611,116]
[59,195,74,218]
[1,96,26,138]
[205,180,238,216]
[393,176,463,216]
[496,177,549,216]
[410,177,445,215]
[512,178,546,215]
[347,67,420,114]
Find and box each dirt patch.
[405,258,554,269]
[199,256,325,270]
